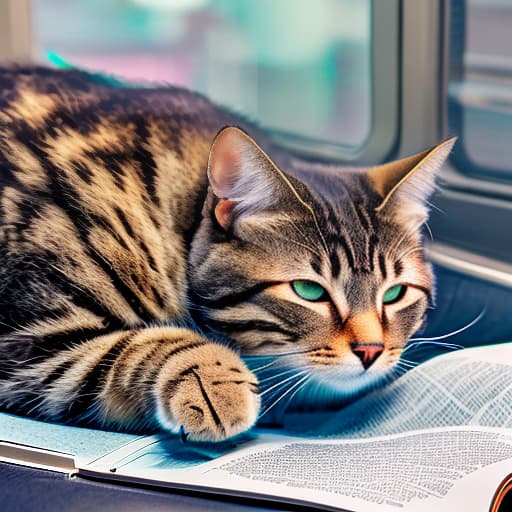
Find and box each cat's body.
[0,67,454,441]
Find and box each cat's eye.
[382,284,407,305]
[291,280,328,302]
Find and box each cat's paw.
[155,342,260,441]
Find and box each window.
[33,0,372,152]
[449,0,512,180]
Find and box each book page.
[284,343,512,438]
[83,426,512,512]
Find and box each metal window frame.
[0,0,32,62]
[398,0,512,278]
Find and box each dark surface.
[408,264,512,364]
[0,462,307,512]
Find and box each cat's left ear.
[368,137,456,222]
[207,126,300,230]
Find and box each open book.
[1,343,512,512]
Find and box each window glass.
[449,0,512,178]
[33,0,371,149]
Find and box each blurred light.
[130,0,208,11]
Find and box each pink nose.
[350,343,384,369]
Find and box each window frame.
[403,0,512,276]
[448,0,512,184]
[0,0,32,62]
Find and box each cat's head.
[189,127,455,403]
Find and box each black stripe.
[39,252,123,326]
[149,340,207,385]
[74,163,94,185]
[310,256,322,275]
[329,250,341,279]
[67,332,135,420]
[367,234,378,272]
[353,200,370,230]
[40,358,76,388]
[139,239,158,273]
[127,338,168,387]
[255,297,311,332]
[132,115,159,205]
[35,325,118,354]
[142,342,206,401]
[162,363,199,397]
[114,206,136,240]
[190,281,278,310]
[15,120,154,322]
[208,318,296,339]
[378,253,387,279]
[191,368,224,432]
[394,260,404,276]
[150,285,166,310]
[337,234,356,270]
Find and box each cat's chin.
[290,366,395,410]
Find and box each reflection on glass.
[33,0,371,148]
[450,0,512,176]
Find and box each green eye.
[291,280,327,302]
[383,284,406,305]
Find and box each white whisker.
[424,221,434,241]
[259,369,309,398]
[258,373,311,419]
[403,341,463,354]
[409,309,485,343]
[247,359,279,373]
[258,366,308,384]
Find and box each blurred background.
[0,0,511,354]
[32,0,371,148]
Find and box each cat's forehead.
[287,161,380,216]
[283,162,414,278]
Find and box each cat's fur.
[0,67,454,441]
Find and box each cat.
[0,66,455,441]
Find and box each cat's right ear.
[207,126,291,230]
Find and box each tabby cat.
[0,67,454,441]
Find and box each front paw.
[155,343,260,441]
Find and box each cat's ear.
[207,126,297,230]
[368,137,456,223]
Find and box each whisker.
[395,360,417,369]
[257,366,309,384]
[409,309,485,343]
[402,341,463,355]
[258,373,311,419]
[392,365,412,377]
[248,359,279,374]
[243,349,313,359]
[398,357,420,365]
[279,374,312,412]
[424,222,434,241]
[259,369,309,398]
[396,246,423,261]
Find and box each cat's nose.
[350,343,384,370]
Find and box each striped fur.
[0,67,453,440]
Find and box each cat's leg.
[1,327,260,441]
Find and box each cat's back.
[0,66,240,334]
[0,66,236,206]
